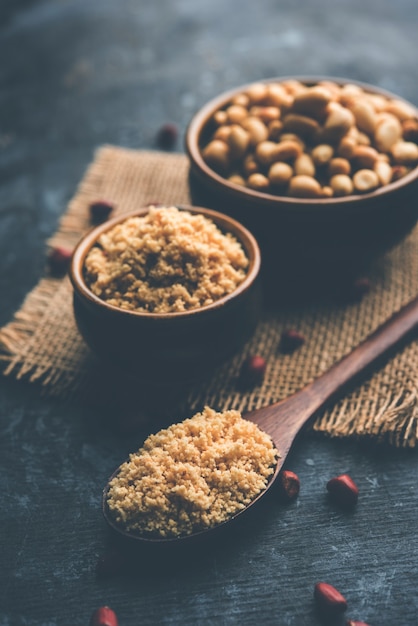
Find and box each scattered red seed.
[402,119,418,143]
[314,582,348,617]
[391,165,409,181]
[239,354,266,387]
[48,246,73,276]
[348,277,371,301]
[279,329,305,353]
[277,470,300,502]
[89,200,115,224]
[89,606,119,626]
[326,473,359,508]
[156,122,178,149]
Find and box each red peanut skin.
[89,606,119,626]
[346,621,370,626]
[239,355,266,386]
[277,470,300,501]
[326,473,359,507]
[314,582,348,615]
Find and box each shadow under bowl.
[69,205,261,385]
[185,76,418,291]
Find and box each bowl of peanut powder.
[69,205,261,383]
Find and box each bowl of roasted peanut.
[186,77,418,289]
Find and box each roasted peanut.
[346,98,376,135]
[226,104,248,124]
[267,83,293,108]
[202,140,230,173]
[352,145,379,169]
[213,110,228,126]
[250,105,281,123]
[231,92,250,108]
[228,174,246,186]
[214,125,232,142]
[243,154,259,176]
[294,153,315,177]
[337,136,357,159]
[288,175,322,198]
[255,141,279,165]
[311,143,334,165]
[374,159,393,185]
[323,103,355,141]
[330,174,353,196]
[282,113,319,137]
[247,172,270,191]
[241,116,269,146]
[273,139,303,161]
[328,157,351,177]
[292,85,332,115]
[391,140,418,164]
[352,168,379,192]
[268,119,284,141]
[268,162,293,186]
[384,98,417,121]
[246,82,269,104]
[228,125,250,159]
[201,79,418,199]
[374,114,402,152]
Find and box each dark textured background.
[1,1,418,625]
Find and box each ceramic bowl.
[185,76,418,289]
[69,205,261,384]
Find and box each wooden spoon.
[103,294,418,545]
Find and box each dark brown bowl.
[69,205,261,384]
[186,76,418,289]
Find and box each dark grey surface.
[1,1,418,625]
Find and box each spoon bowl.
[102,294,418,546]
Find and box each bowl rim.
[185,74,418,209]
[69,204,261,320]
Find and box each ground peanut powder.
[83,206,249,313]
[106,406,278,538]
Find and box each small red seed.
[352,277,371,298]
[239,355,266,386]
[48,246,73,276]
[314,582,348,616]
[89,606,119,626]
[89,200,115,224]
[327,473,359,508]
[277,470,300,502]
[279,329,305,353]
[156,122,178,149]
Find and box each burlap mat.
[1,145,418,447]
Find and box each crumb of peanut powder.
[83,206,249,313]
[106,406,278,538]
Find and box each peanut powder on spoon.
[106,407,278,538]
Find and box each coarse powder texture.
[83,206,249,313]
[106,406,278,538]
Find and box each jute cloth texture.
[1,145,418,447]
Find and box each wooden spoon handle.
[247,295,418,453]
